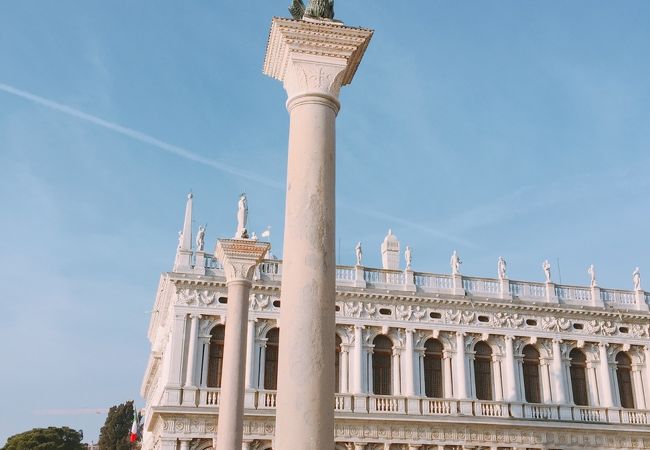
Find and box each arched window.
[335,334,342,393]
[474,341,493,400]
[522,345,541,403]
[208,325,225,388]
[264,328,279,390]
[569,348,588,406]
[616,352,634,409]
[372,335,392,395]
[423,339,443,398]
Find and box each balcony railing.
[183,255,648,311]
[191,388,650,426]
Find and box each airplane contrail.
[0,82,471,246]
[0,82,283,189]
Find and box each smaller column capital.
[216,239,270,283]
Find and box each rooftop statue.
[633,267,642,291]
[196,225,206,251]
[588,264,597,288]
[405,246,412,270]
[355,242,363,266]
[289,0,334,20]
[450,250,462,275]
[497,256,507,280]
[542,259,551,283]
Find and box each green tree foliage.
[2,426,84,450]
[97,400,134,450]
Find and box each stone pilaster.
[264,17,372,450]
[214,238,270,450]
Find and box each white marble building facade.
[141,199,650,450]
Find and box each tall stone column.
[215,239,269,450]
[264,17,372,450]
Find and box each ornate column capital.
[263,17,373,108]
[216,239,270,283]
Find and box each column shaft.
[245,319,257,389]
[404,330,416,396]
[353,326,364,393]
[455,332,467,399]
[184,314,200,387]
[275,93,337,450]
[392,349,401,395]
[340,349,349,393]
[216,280,253,450]
[598,343,614,407]
[552,339,567,404]
[503,336,518,401]
[200,338,210,388]
[443,354,454,398]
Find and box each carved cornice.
[263,17,373,98]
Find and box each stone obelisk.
[263,14,373,449]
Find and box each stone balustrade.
[189,387,650,426]
[190,255,649,311]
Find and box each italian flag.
[129,408,138,443]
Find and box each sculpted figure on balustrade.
[542,259,552,283]
[450,250,462,275]
[633,267,642,291]
[497,256,507,280]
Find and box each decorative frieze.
[154,414,650,449]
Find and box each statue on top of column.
[289,0,334,20]
[235,193,249,239]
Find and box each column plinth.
[264,17,372,450]
[214,239,269,450]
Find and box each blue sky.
[1,1,649,444]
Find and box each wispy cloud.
[0,82,475,247]
[339,201,475,248]
[0,82,282,189]
[33,408,108,416]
